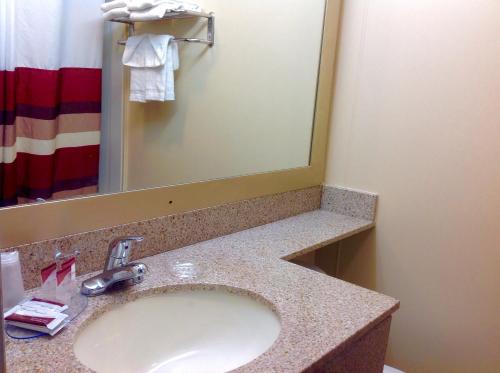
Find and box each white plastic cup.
[1,251,25,312]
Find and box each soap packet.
[3,298,69,336]
[23,298,68,313]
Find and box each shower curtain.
[0,0,103,207]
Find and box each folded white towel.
[176,1,202,12]
[101,0,129,12]
[101,0,202,20]
[102,7,131,20]
[129,0,202,15]
[128,0,155,11]
[122,33,167,67]
[123,34,179,102]
[129,3,171,21]
[163,40,180,100]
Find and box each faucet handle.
[105,236,144,271]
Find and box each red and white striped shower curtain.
[0,0,103,207]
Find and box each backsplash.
[321,185,378,221]
[2,186,322,290]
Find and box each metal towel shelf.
[110,10,215,47]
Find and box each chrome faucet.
[81,236,147,297]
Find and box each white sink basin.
[74,288,281,373]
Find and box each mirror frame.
[0,0,342,248]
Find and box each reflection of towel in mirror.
[122,34,179,102]
[102,7,131,21]
[129,1,202,21]
[101,0,202,20]
[128,0,202,12]
[101,0,129,12]
[129,2,173,20]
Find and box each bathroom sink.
[74,288,281,373]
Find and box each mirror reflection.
[0,0,326,208]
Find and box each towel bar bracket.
[111,10,215,47]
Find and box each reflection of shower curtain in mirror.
[0,0,103,207]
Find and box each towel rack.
[110,10,215,47]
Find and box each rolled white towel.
[101,0,129,12]
[178,1,202,12]
[129,0,202,13]
[103,7,131,20]
[129,3,171,21]
[128,0,155,11]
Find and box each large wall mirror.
[121,0,326,191]
[1,0,327,206]
[0,0,340,247]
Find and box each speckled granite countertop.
[5,210,399,372]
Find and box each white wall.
[325,1,500,372]
[124,0,326,190]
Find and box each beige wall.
[124,0,326,190]
[325,1,500,372]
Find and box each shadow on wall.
[313,230,378,291]
[337,230,378,291]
